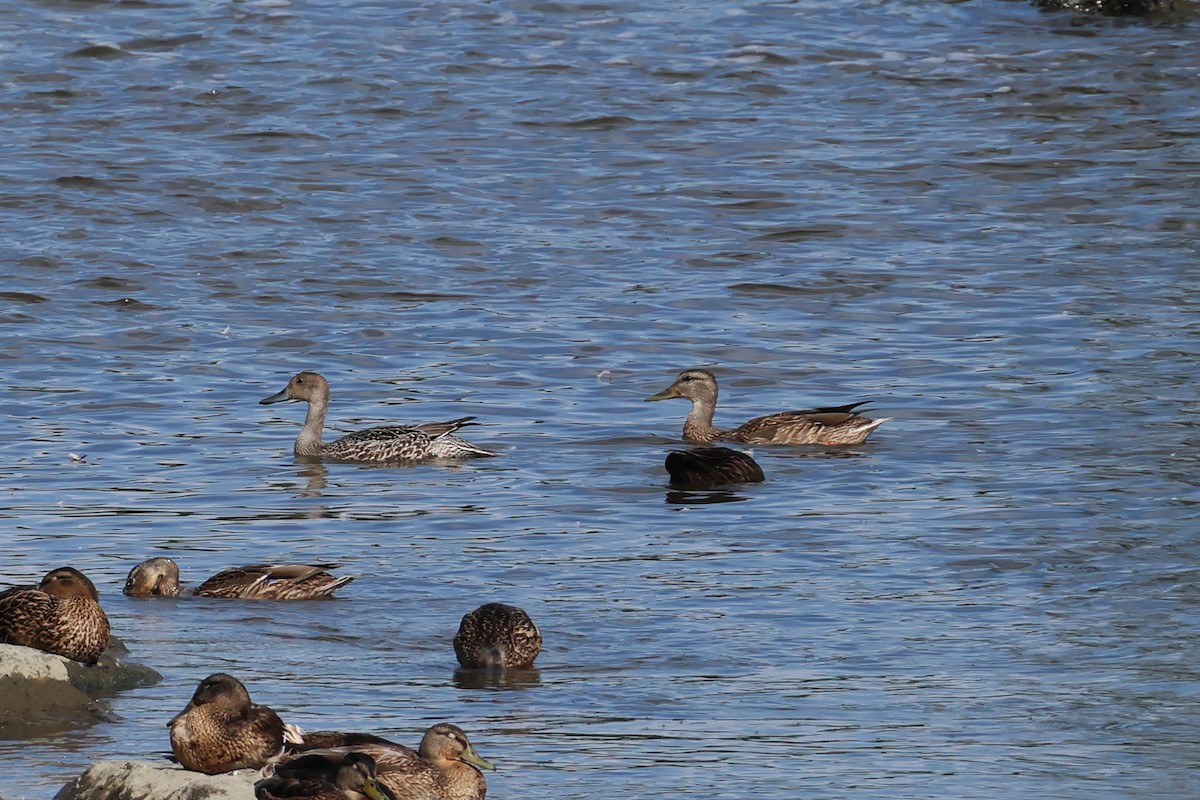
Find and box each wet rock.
[54,761,256,800]
[0,642,161,738]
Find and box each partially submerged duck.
[170,672,297,774]
[123,558,355,600]
[259,371,496,462]
[646,368,889,445]
[0,566,109,665]
[664,446,765,489]
[453,603,541,669]
[280,724,494,800]
[256,751,395,800]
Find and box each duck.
[280,724,494,800]
[453,603,541,669]
[0,567,109,665]
[255,751,395,800]
[646,368,889,445]
[664,446,765,489]
[123,558,355,600]
[259,371,496,462]
[170,672,298,774]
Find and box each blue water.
[1,0,1198,797]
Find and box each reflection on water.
[453,667,542,692]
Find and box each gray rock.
[54,761,256,800]
[0,642,161,737]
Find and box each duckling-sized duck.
[646,368,889,445]
[170,672,298,774]
[123,558,355,600]
[0,567,109,665]
[664,446,765,489]
[256,751,396,800]
[281,724,494,800]
[453,603,541,669]
[259,371,496,462]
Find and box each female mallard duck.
[664,446,765,489]
[646,368,889,445]
[0,567,109,665]
[123,558,355,600]
[259,371,496,462]
[453,603,541,669]
[170,672,298,774]
[256,752,396,800]
[281,724,494,800]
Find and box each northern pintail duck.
[281,724,494,800]
[664,446,765,489]
[0,567,109,665]
[453,603,541,669]
[123,558,355,600]
[260,372,496,462]
[646,368,889,445]
[170,672,299,774]
[256,751,395,800]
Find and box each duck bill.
[645,385,682,402]
[362,777,396,800]
[259,387,292,405]
[460,744,496,772]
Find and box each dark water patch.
[68,44,128,59]
[120,33,205,52]
[0,292,48,304]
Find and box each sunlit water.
[1,0,1198,798]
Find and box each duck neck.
[295,395,328,456]
[682,397,720,442]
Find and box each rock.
[54,761,256,800]
[1032,0,1184,15]
[0,641,161,737]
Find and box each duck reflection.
[451,665,541,691]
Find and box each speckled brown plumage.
[453,603,541,669]
[124,558,355,600]
[259,371,496,462]
[664,446,765,489]
[170,672,292,775]
[646,368,889,445]
[256,751,395,800]
[0,567,109,665]
[280,724,494,800]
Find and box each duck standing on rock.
[123,557,355,600]
[170,672,299,774]
[259,371,496,463]
[453,603,541,669]
[646,368,889,446]
[0,566,109,665]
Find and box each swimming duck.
[453,603,541,669]
[281,724,494,800]
[256,751,395,800]
[646,368,889,445]
[0,567,109,665]
[170,672,297,774]
[664,446,765,489]
[259,371,496,462]
[123,558,355,600]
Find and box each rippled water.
[1,0,1198,798]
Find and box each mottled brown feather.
[170,673,288,774]
[256,751,394,800]
[646,368,889,445]
[0,567,109,665]
[124,558,354,601]
[453,603,542,669]
[278,725,493,800]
